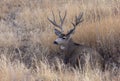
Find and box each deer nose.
[53,41,58,44]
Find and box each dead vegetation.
[0,0,120,81]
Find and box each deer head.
[48,11,83,47]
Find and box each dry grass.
[0,55,119,81]
[0,0,120,81]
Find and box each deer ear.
[54,29,62,37]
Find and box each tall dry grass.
[0,0,120,81]
[0,55,119,81]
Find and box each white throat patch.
[60,45,66,50]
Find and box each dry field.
[0,0,120,81]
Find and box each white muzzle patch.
[55,38,65,44]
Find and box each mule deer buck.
[48,11,103,70]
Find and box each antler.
[48,11,67,32]
[67,12,83,35]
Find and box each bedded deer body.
[48,11,103,69]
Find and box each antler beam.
[72,12,83,27]
[67,12,83,35]
[48,11,67,32]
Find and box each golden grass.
[0,0,120,81]
[0,55,119,81]
[0,20,18,47]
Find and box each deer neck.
[60,39,78,56]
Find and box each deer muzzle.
[53,41,58,45]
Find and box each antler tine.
[58,11,63,31]
[48,11,67,32]
[51,11,55,22]
[67,12,83,36]
[48,11,61,29]
[58,11,67,32]
[59,11,67,27]
[73,12,84,27]
[78,12,83,20]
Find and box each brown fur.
[60,39,103,70]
